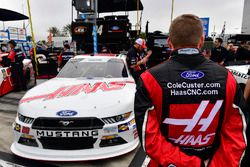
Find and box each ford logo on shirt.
[181,71,205,80]
[56,110,78,117]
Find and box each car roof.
[74,54,126,60]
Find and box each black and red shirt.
[58,49,75,68]
[211,46,228,63]
[126,46,146,71]
[8,48,25,64]
[135,48,247,167]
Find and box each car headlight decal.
[102,112,132,124]
[100,134,127,147]
[18,134,38,147]
[18,113,34,124]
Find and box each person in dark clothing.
[100,45,111,53]
[8,40,26,91]
[235,41,250,61]
[134,14,247,167]
[126,38,151,82]
[57,44,75,71]
[224,43,235,63]
[211,38,228,64]
[28,47,38,79]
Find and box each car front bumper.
[11,139,139,161]
[11,116,139,161]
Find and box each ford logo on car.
[111,26,120,31]
[56,110,78,117]
[181,71,205,80]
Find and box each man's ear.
[198,34,205,49]
[167,38,174,50]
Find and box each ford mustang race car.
[0,52,36,96]
[226,61,250,90]
[11,54,139,161]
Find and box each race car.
[226,60,250,90]
[0,52,36,96]
[11,54,139,161]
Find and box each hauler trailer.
[71,0,143,54]
[145,31,171,68]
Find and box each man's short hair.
[240,40,247,45]
[8,40,17,47]
[216,38,223,44]
[169,14,203,48]
[64,44,70,50]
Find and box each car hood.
[226,64,249,74]
[18,78,136,118]
[226,65,249,84]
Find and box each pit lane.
[0,80,145,167]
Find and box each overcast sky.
[0,0,245,40]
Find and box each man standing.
[126,38,151,82]
[28,47,37,79]
[236,41,250,61]
[245,79,250,102]
[57,44,75,71]
[8,40,26,91]
[135,14,247,167]
[225,43,235,64]
[211,38,228,64]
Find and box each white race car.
[11,54,139,161]
[226,61,250,90]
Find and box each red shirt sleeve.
[209,72,247,167]
[58,53,62,62]
[8,50,16,62]
[29,48,34,56]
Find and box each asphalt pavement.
[0,80,142,167]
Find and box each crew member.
[28,47,37,77]
[244,77,250,103]
[101,45,111,53]
[126,38,151,82]
[0,48,2,67]
[0,57,2,67]
[135,14,247,167]
[8,40,26,91]
[211,37,228,64]
[242,71,250,166]
[235,41,250,61]
[57,44,75,71]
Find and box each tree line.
[48,24,71,37]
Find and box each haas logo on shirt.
[163,100,223,147]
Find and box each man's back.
[134,14,247,167]
[135,49,247,166]
[144,49,234,157]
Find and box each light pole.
[136,0,140,36]
[27,0,38,76]
[170,0,175,23]
[93,0,98,55]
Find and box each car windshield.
[57,58,128,78]
[154,39,168,47]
